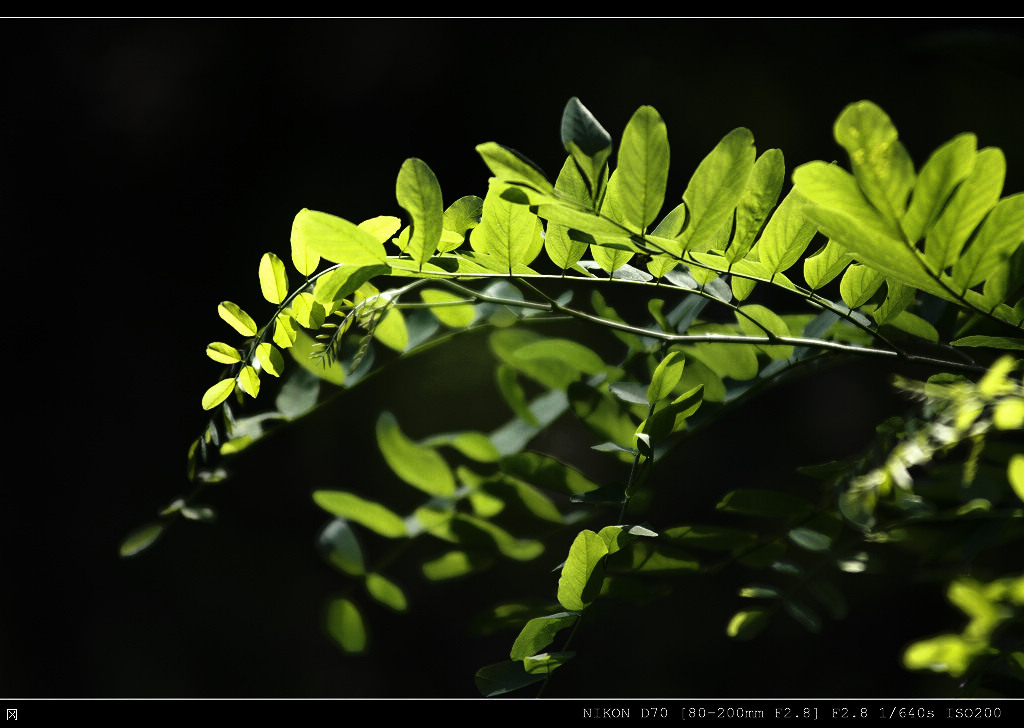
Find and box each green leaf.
[803,239,853,290]
[318,518,365,576]
[450,513,544,561]
[289,291,326,329]
[119,522,165,557]
[365,573,408,612]
[217,301,258,337]
[523,652,574,675]
[312,490,408,538]
[313,264,389,309]
[757,189,819,277]
[561,97,613,200]
[729,148,785,263]
[793,162,940,295]
[254,342,284,377]
[509,612,578,660]
[476,142,555,198]
[288,329,346,385]
[237,365,260,398]
[833,100,915,229]
[679,127,756,254]
[902,132,977,242]
[290,208,388,267]
[470,184,544,272]
[420,287,476,328]
[357,214,402,243]
[545,158,592,271]
[647,350,685,404]
[640,384,704,441]
[201,378,235,410]
[609,105,669,231]
[925,147,1005,273]
[1009,454,1024,503]
[840,263,885,308]
[557,529,608,612]
[499,452,599,496]
[272,312,298,349]
[726,609,771,640]
[736,304,793,359]
[376,411,455,497]
[396,157,444,269]
[951,336,1024,351]
[371,308,408,352]
[258,252,289,304]
[442,195,483,240]
[788,527,833,552]
[421,550,494,581]
[474,661,546,697]
[325,597,367,654]
[738,585,781,599]
[423,430,501,462]
[952,192,1024,290]
[206,342,241,364]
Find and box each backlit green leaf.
[237,365,259,398]
[610,105,669,231]
[470,185,544,272]
[833,100,915,229]
[218,301,258,337]
[510,612,578,660]
[679,127,755,254]
[647,350,685,404]
[561,97,613,199]
[902,133,976,242]
[925,147,1005,273]
[729,148,785,263]
[254,342,283,377]
[206,342,241,364]
[318,518,365,576]
[376,411,455,497]
[421,550,494,581]
[312,490,407,538]
[757,189,818,276]
[803,239,853,290]
[365,573,408,612]
[557,529,608,611]
[420,288,476,328]
[952,192,1024,290]
[258,251,288,304]
[119,522,165,557]
[291,208,388,267]
[396,157,444,269]
[201,378,235,410]
[475,142,555,197]
[840,263,885,308]
[726,609,771,640]
[326,597,367,654]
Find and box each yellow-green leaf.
[218,301,258,337]
[201,378,235,410]
[206,342,241,364]
[255,342,284,377]
[237,365,260,398]
[326,597,367,654]
[258,252,289,304]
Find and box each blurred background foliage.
[3,17,1023,697]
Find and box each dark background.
[3,17,1023,700]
